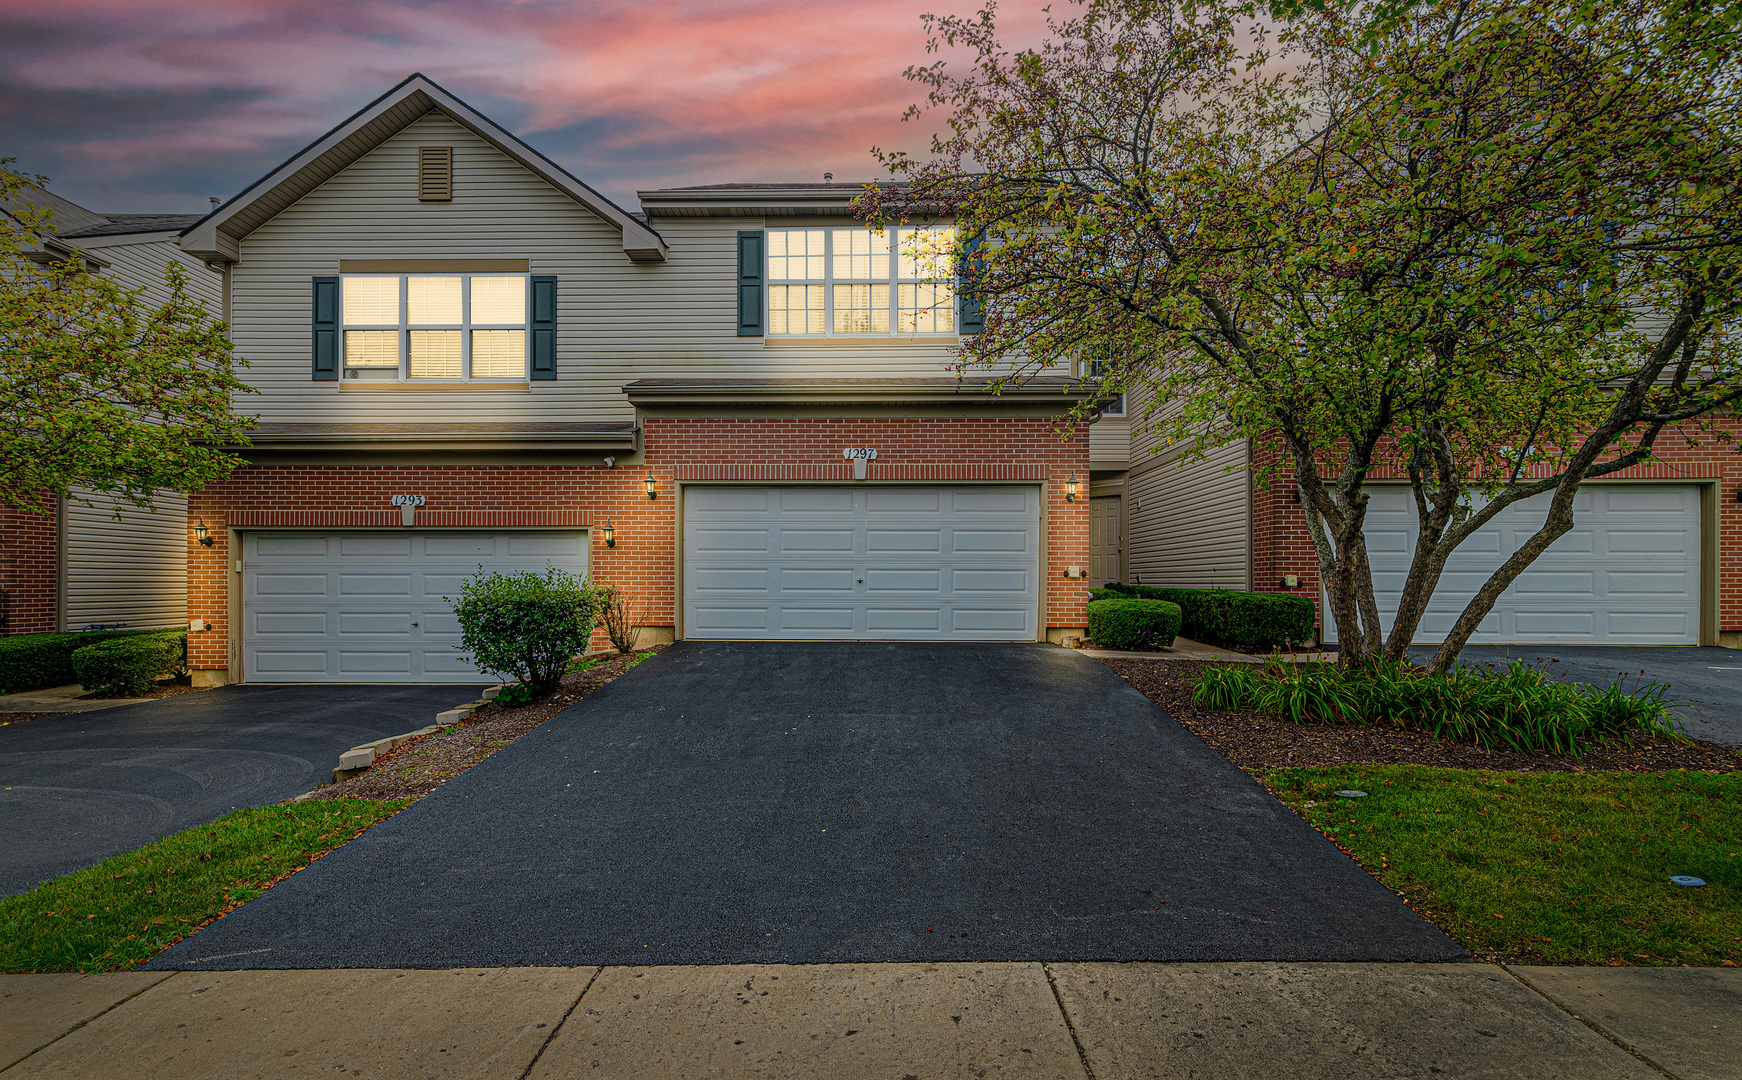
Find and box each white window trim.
[339,273,531,381]
[765,227,959,339]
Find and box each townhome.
[172,74,1093,686]
[0,186,217,635]
[1094,383,1742,650]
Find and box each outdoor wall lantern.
[1065,474,1079,502]
[600,521,616,548]
[194,519,214,547]
[645,472,659,499]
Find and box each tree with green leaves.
[861,0,1742,670]
[1,161,255,516]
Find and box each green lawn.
[1265,766,1740,966]
[0,799,408,973]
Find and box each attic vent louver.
[418,146,453,201]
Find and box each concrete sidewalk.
[0,684,158,715]
[5,963,1737,1079]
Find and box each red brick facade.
[643,417,1092,635]
[1248,419,1742,641]
[186,416,1091,678]
[0,504,58,636]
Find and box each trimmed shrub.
[0,628,179,694]
[1087,598,1182,651]
[1091,584,1314,650]
[451,566,601,694]
[72,632,187,697]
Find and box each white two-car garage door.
[1340,485,1701,646]
[243,531,588,683]
[684,485,1040,640]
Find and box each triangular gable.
[178,73,665,263]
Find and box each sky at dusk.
[0,0,1052,215]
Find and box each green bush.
[450,566,601,694]
[0,628,181,694]
[1087,598,1182,650]
[72,632,187,697]
[1187,657,1682,757]
[1093,584,1314,650]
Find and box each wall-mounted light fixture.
[194,519,215,547]
[1065,474,1079,502]
[645,472,659,500]
[600,521,616,548]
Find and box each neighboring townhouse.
[1094,384,1742,650]
[0,185,217,636]
[172,74,1092,686]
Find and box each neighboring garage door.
[684,485,1040,640]
[1332,485,1700,645]
[243,531,588,683]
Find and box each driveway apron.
[150,642,1463,969]
[1,683,484,897]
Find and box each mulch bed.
[305,647,665,802]
[1105,658,1742,773]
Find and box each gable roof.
[60,214,205,239]
[638,182,873,218]
[178,73,666,263]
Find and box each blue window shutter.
[531,275,557,380]
[737,230,763,337]
[312,277,339,380]
[957,233,984,335]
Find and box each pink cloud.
[0,0,1055,206]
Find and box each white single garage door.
[243,531,588,683]
[684,485,1040,640]
[1332,485,1700,645]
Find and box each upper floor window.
[766,226,957,337]
[1082,355,1125,416]
[341,274,527,380]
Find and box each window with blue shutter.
[530,275,556,380]
[737,230,764,336]
[311,276,339,380]
[956,233,984,335]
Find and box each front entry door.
[1089,496,1123,587]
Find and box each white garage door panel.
[684,485,1040,641]
[243,530,587,683]
[1334,486,1699,646]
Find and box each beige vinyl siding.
[53,240,214,631]
[1088,415,1130,465]
[94,239,223,311]
[1126,440,1251,589]
[1124,378,1183,464]
[231,113,972,426]
[62,489,188,629]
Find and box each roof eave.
[624,378,1092,408]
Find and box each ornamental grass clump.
[1190,658,1682,758]
[450,566,601,694]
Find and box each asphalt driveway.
[0,683,484,897]
[152,642,1462,970]
[1411,644,1742,747]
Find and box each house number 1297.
[843,447,878,480]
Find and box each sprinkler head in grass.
[1670,876,1707,887]
[1334,790,1368,799]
